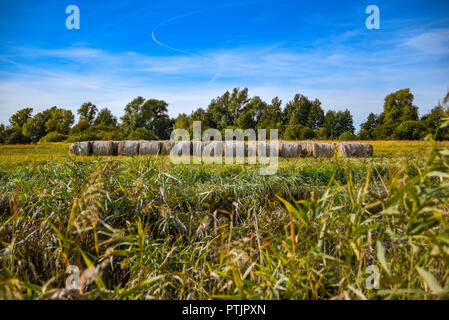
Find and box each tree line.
[0,87,448,144]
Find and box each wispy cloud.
[0,27,448,128]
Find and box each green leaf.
[377,241,391,276]
[416,267,445,295]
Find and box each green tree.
[206,88,249,130]
[335,109,355,135]
[121,97,172,139]
[174,113,190,131]
[283,116,303,140]
[375,89,419,139]
[421,104,449,140]
[22,108,55,142]
[324,110,337,139]
[45,108,74,135]
[0,124,6,144]
[258,97,283,137]
[359,113,378,140]
[284,94,323,129]
[95,108,118,127]
[78,102,98,125]
[236,108,256,129]
[10,108,33,130]
[393,120,426,140]
[307,103,325,129]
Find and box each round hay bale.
[280,142,300,158]
[202,141,223,157]
[298,142,335,157]
[118,140,140,156]
[224,141,245,158]
[361,143,374,157]
[91,141,117,156]
[170,141,192,156]
[315,142,335,158]
[192,141,203,157]
[257,141,280,158]
[139,141,161,155]
[246,141,258,157]
[160,141,172,155]
[336,142,373,157]
[299,141,315,157]
[70,141,92,156]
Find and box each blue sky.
[0,0,449,129]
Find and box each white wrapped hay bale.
[139,141,161,155]
[280,142,301,158]
[118,140,140,156]
[91,141,117,156]
[69,141,92,156]
[257,141,280,158]
[246,141,258,157]
[170,141,192,156]
[336,142,373,157]
[192,141,203,157]
[298,142,335,157]
[202,141,223,157]
[299,141,315,157]
[315,142,335,157]
[160,141,172,155]
[224,141,246,158]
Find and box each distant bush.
[338,131,357,141]
[39,132,68,143]
[393,120,427,140]
[69,119,91,135]
[98,130,125,141]
[5,130,30,144]
[127,128,158,140]
[66,130,101,142]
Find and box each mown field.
[0,140,448,300]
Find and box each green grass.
[0,140,448,299]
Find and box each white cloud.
[404,28,449,55]
[0,27,448,128]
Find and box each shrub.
[39,132,68,143]
[66,130,100,142]
[300,126,315,140]
[69,119,91,135]
[127,128,158,140]
[5,129,30,144]
[338,131,357,141]
[393,120,427,140]
[98,130,125,141]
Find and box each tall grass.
[0,138,448,299]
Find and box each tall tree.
[95,108,118,127]
[10,108,33,130]
[258,97,283,135]
[375,89,419,139]
[121,97,172,139]
[44,107,75,135]
[359,113,378,140]
[77,102,98,125]
[206,88,249,130]
[335,109,355,135]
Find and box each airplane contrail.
[150,0,263,56]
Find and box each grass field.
[1,140,448,299]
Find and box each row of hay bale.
[70,140,373,158]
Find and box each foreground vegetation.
[0,139,448,299]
